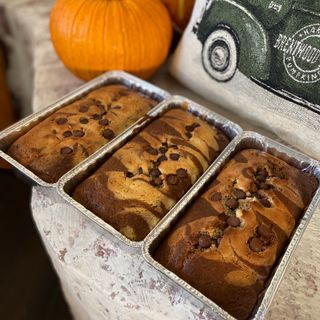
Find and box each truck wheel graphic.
[202,27,239,82]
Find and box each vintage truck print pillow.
[170,0,320,158]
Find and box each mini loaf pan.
[57,96,243,248]
[142,131,320,319]
[0,71,170,187]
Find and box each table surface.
[2,1,320,319]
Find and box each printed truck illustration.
[194,0,320,113]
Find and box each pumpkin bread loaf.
[154,149,318,319]
[73,108,230,241]
[7,85,157,183]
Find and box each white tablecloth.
[2,1,320,319]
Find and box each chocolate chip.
[159,146,168,154]
[170,153,180,161]
[185,132,192,139]
[227,216,241,227]
[257,225,272,238]
[167,174,179,185]
[79,105,89,113]
[257,168,268,179]
[158,155,168,163]
[193,123,200,128]
[80,117,89,124]
[259,198,272,208]
[176,168,188,178]
[150,168,161,177]
[185,125,194,132]
[198,234,212,249]
[210,192,222,201]
[102,129,115,140]
[73,130,85,137]
[63,131,72,138]
[99,119,109,126]
[249,237,263,252]
[259,182,270,190]
[92,114,102,120]
[126,172,134,178]
[162,142,168,148]
[138,167,143,174]
[233,188,246,199]
[60,147,73,155]
[147,147,158,156]
[151,177,163,187]
[56,118,67,125]
[256,175,266,183]
[225,198,239,210]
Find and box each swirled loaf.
[8,85,157,183]
[154,149,318,319]
[73,108,230,241]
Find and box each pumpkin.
[50,0,173,80]
[162,0,195,31]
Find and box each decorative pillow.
[170,0,320,158]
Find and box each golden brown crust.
[73,108,230,241]
[7,85,157,182]
[154,149,318,319]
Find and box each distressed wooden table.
[1,1,319,319]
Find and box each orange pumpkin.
[162,0,195,31]
[50,0,173,80]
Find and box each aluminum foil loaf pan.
[57,96,242,248]
[0,71,170,187]
[143,131,320,319]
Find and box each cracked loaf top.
[72,108,230,241]
[7,85,157,183]
[154,149,318,320]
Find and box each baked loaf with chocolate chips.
[7,85,157,183]
[154,149,318,319]
[73,108,230,241]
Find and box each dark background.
[0,169,72,320]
